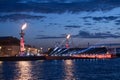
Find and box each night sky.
[0,0,120,50]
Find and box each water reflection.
[0,61,3,79]
[64,60,75,80]
[0,59,120,80]
[15,61,32,80]
[0,61,3,64]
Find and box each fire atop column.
[20,23,27,56]
[65,34,71,48]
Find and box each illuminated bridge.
[49,43,120,56]
[49,34,120,57]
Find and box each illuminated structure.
[20,23,27,56]
[0,36,20,56]
[65,34,71,48]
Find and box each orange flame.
[21,23,27,30]
[66,34,70,39]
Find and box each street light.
[19,23,27,56]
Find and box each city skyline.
[0,0,120,49]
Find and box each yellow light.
[64,60,75,80]
[38,50,40,52]
[0,61,3,64]
[24,48,26,51]
[48,48,50,50]
[28,48,31,50]
[0,46,2,50]
[17,61,32,80]
[8,48,12,50]
[65,60,73,65]
[21,23,27,30]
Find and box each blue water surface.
[0,58,120,80]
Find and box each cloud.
[64,25,81,30]
[84,23,92,25]
[36,36,65,39]
[36,33,78,39]
[0,0,120,13]
[117,28,120,30]
[0,0,19,3]
[18,0,98,3]
[116,20,120,22]
[83,16,118,21]
[48,23,59,26]
[77,30,120,38]
[35,29,120,39]
[78,31,91,38]
[115,19,120,25]
[0,14,45,22]
[115,23,120,25]
[93,16,118,21]
[18,0,120,4]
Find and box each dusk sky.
[0,0,120,49]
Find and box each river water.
[0,58,120,80]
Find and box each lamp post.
[19,23,27,56]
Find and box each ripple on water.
[0,59,120,80]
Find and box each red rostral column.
[20,23,27,56]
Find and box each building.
[0,36,42,57]
[0,36,20,56]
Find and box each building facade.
[0,36,20,56]
[0,36,41,57]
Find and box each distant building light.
[40,47,43,50]
[38,50,40,52]
[0,46,2,50]
[8,48,12,50]
[28,48,31,50]
[24,48,26,51]
[27,53,30,56]
[48,48,50,51]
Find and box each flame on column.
[66,34,70,39]
[22,23,27,30]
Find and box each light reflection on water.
[0,61,3,64]
[0,59,120,80]
[64,60,75,80]
[15,61,32,80]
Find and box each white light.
[21,23,27,30]
[66,34,70,39]
[0,46,2,49]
